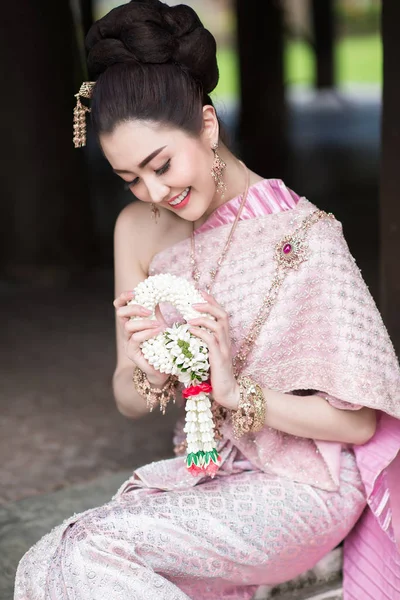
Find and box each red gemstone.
[283,243,292,254]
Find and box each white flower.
[197,412,206,423]
[203,442,214,452]
[185,411,197,422]
[200,422,215,432]
[196,400,208,412]
[179,372,193,385]
[183,422,198,434]
[186,432,200,443]
[130,274,219,462]
[188,442,200,453]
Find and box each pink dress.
[14,180,400,599]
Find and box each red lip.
[168,189,191,210]
[168,190,184,204]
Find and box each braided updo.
[86,0,220,137]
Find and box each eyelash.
[123,159,171,191]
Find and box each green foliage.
[177,339,193,359]
[213,47,239,100]
[285,34,382,86]
[213,34,382,99]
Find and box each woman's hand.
[188,292,239,410]
[113,291,169,387]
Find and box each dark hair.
[85,0,220,138]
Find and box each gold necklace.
[191,160,250,294]
[188,164,334,440]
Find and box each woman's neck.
[194,144,264,229]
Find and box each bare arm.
[112,202,169,420]
[112,365,149,419]
[265,389,376,444]
[229,385,376,445]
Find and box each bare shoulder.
[114,201,191,275]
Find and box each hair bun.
[86,0,219,94]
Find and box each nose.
[146,178,170,205]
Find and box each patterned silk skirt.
[14,448,366,600]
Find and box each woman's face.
[100,115,218,222]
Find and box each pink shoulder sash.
[195,178,300,234]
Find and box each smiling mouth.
[168,187,191,206]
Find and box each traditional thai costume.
[15,179,400,599]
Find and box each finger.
[154,304,169,327]
[113,291,135,308]
[125,319,161,334]
[191,301,228,323]
[188,325,219,350]
[117,304,152,318]
[200,291,220,306]
[187,317,227,344]
[129,327,163,345]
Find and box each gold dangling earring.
[151,203,160,223]
[211,142,227,198]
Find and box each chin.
[186,205,211,223]
[169,190,211,223]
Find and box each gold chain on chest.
[191,161,250,294]
[232,208,335,376]
[209,208,336,438]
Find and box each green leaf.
[186,453,195,466]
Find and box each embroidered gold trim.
[232,209,335,376]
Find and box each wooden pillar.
[80,0,94,38]
[235,0,286,177]
[311,0,335,89]
[380,0,400,351]
[0,0,96,279]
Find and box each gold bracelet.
[231,376,266,439]
[132,366,178,414]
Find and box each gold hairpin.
[73,81,96,148]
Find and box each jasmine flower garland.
[129,274,221,477]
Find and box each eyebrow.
[113,146,167,175]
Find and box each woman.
[15,1,400,598]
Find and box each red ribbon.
[182,381,213,398]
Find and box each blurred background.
[1,0,399,595]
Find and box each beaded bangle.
[132,366,178,415]
[231,376,266,439]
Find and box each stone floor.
[0,269,180,506]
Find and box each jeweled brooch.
[274,234,309,270]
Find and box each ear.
[200,105,219,146]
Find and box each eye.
[123,177,139,191]
[156,159,171,176]
[122,159,170,191]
